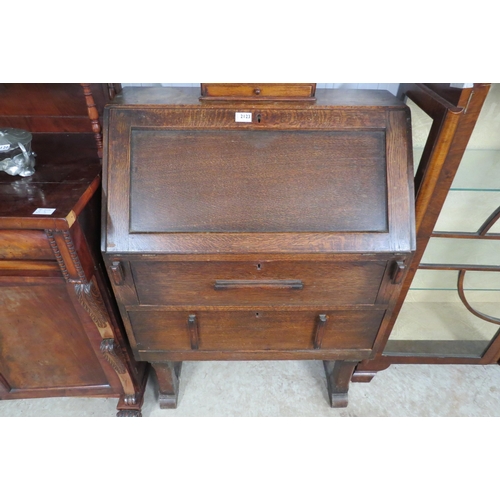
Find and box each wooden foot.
[153,362,182,409]
[352,358,391,383]
[115,362,149,416]
[351,370,378,383]
[323,360,357,408]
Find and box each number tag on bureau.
[235,112,252,122]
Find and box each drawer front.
[129,309,385,352]
[130,260,387,307]
[200,83,316,100]
[0,230,54,260]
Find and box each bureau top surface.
[0,134,101,230]
[109,87,406,109]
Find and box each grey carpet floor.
[1,361,499,417]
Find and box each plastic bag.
[0,128,36,177]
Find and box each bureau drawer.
[0,230,54,260]
[200,83,316,101]
[129,309,385,353]
[129,260,388,307]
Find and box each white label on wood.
[33,208,56,215]
[235,112,252,122]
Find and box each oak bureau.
[102,85,415,409]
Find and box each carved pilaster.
[62,230,86,282]
[100,338,127,375]
[81,83,103,158]
[45,229,87,283]
[74,277,136,397]
[74,277,111,334]
[45,229,70,281]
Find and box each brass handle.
[214,279,303,290]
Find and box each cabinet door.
[382,83,500,360]
[0,278,111,398]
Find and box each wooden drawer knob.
[313,314,328,349]
[110,261,125,286]
[187,314,199,350]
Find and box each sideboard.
[0,84,148,416]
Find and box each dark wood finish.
[0,229,54,260]
[187,314,199,350]
[355,83,497,382]
[0,84,147,416]
[391,260,406,284]
[313,314,328,349]
[0,83,118,136]
[153,362,182,409]
[102,86,415,408]
[128,309,385,353]
[103,90,412,255]
[130,129,387,233]
[110,261,125,286]
[423,84,478,108]
[127,258,388,307]
[323,360,358,408]
[200,83,316,101]
[81,83,104,158]
[1,281,109,390]
[145,349,373,362]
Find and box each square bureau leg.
[323,360,358,408]
[152,362,183,409]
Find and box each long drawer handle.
[214,279,303,290]
[187,314,199,350]
[313,314,328,349]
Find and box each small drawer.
[129,260,388,307]
[200,83,316,101]
[0,230,55,260]
[129,309,385,353]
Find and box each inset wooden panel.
[129,129,387,233]
[0,283,108,390]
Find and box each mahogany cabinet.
[102,86,415,408]
[0,84,147,416]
